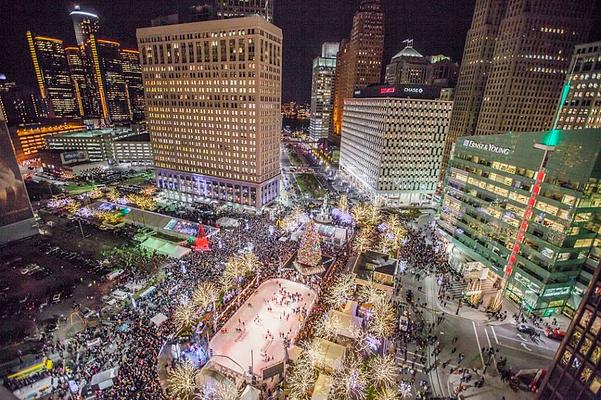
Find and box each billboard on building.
[0,120,35,227]
[60,150,89,165]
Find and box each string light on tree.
[166,361,198,399]
[297,219,322,267]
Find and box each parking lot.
[0,215,131,364]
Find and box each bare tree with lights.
[325,273,355,310]
[167,361,199,399]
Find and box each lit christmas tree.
[297,220,322,267]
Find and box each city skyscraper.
[538,263,601,399]
[26,31,78,118]
[339,84,452,207]
[217,0,273,22]
[119,49,145,122]
[439,0,595,182]
[137,16,282,207]
[557,41,601,131]
[64,46,89,117]
[83,36,133,124]
[151,0,273,26]
[384,41,459,87]
[309,42,339,141]
[0,75,48,126]
[330,0,384,142]
[70,6,100,45]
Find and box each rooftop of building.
[114,132,150,142]
[391,44,424,60]
[53,127,135,139]
[138,14,281,37]
[452,128,601,181]
[354,84,447,101]
[352,249,397,282]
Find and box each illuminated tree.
[127,193,157,210]
[241,251,261,275]
[297,219,322,267]
[173,303,197,333]
[352,229,373,253]
[366,203,381,226]
[192,281,220,311]
[285,341,320,400]
[367,297,396,348]
[351,203,369,226]
[220,255,247,291]
[198,378,239,400]
[66,200,80,214]
[367,354,397,388]
[107,187,120,202]
[331,354,367,400]
[338,194,349,212]
[357,284,386,305]
[89,187,103,200]
[96,210,123,225]
[167,361,199,399]
[314,312,343,341]
[325,274,355,310]
[377,386,400,400]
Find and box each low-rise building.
[112,132,153,166]
[14,122,85,162]
[437,128,601,316]
[45,127,138,163]
[339,83,452,206]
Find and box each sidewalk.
[430,277,572,330]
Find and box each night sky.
[1,0,599,102]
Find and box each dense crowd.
[8,205,349,399]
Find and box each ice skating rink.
[209,278,316,376]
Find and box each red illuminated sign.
[379,87,396,94]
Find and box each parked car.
[82,307,99,319]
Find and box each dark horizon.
[1,0,600,103]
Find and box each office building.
[45,127,137,163]
[309,42,339,141]
[217,0,273,22]
[557,42,601,130]
[26,31,78,118]
[437,128,601,316]
[0,76,48,126]
[0,118,38,245]
[70,6,100,45]
[331,0,384,141]
[151,0,273,26]
[439,0,594,182]
[384,41,459,87]
[137,16,282,207]
[384,41,429,85]
[65,46,90,117]
[113,132,154,166]
[339,84,452,207]
[538,264,601,399]
[15,122,86,162]
[82,36,131,124]
[119,49,145,121]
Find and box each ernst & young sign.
[462,139,512,155]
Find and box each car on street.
[517,323,537,335]
[544,327,566,340]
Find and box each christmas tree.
[297,219,322,267]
